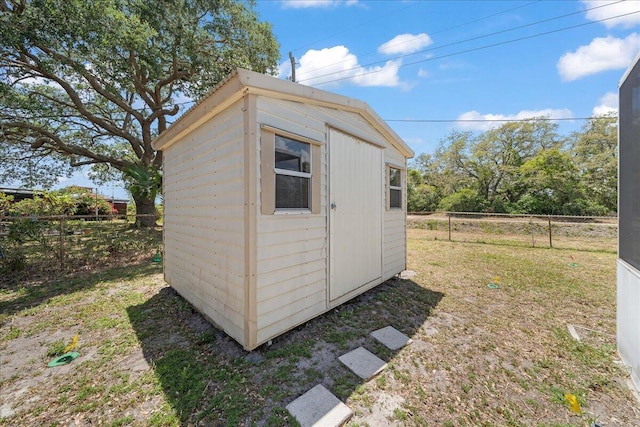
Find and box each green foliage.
[46,339,67,358]
[409,118,617,215]
[7,187,116,217]
[0,0,279,224]
[407,169,441,211]
[570,114,618,213]
[438,188,488,212]
[0,192,14,216]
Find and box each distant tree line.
[408,114,617,216]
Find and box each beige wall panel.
[257,215,326,233]
[257,238,326,262]
[383,210,407,277]
[163,101,246,342]
[257,225,327,247]
[257,98,328,142]
[258,248,327,275]
[257,278,326,317]
[385,149,406,167]
[256,292,327,344]
[257,267,326,300]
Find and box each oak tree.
[0,0,279,226]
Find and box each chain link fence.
[0,214,162,285]
[2,211,617,286]
[408,212,617,252]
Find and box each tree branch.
[15,50,145,159]
[4,120,129,170]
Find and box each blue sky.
[57,0,640,199]
[259,0,637,150]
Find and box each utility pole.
[289,51,296,83]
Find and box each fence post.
[448,213,452,241]
[548,216,552,248]
[530,217,535,247]
[58,217,65,263]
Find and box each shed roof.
[152,68,414,158]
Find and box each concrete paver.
[286,384,353,427]
[371,326,413,350]
[338,347,387,380]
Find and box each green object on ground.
[152,251,162,263]
[487,283,500,289]
[48,352,80,367]
[568,262,578,267]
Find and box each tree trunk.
[132,194,157,228]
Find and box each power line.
[302,9,639,86]
[385,116,617,123]
[298,0,625,83]
[294,0,542,80]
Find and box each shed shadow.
[126,277,443,425]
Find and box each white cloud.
[582,0,640,28]
[378,33,433,55]
[283,45,402,87]
[456,109,574,131]
[593,91,618,116]
[417,68,430,78]
[353,59,402,87]
[557,33,640,81]
[280,0,357,9]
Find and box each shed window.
[389,167,402,209]
[275,135,311,209]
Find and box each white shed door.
[329,129,382,301]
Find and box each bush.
[438,189,488,212]
[0,192,14,216]
[408,184,441,212]
[8,187,116,218]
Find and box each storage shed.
[152,68,414,350]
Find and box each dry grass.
[0,228,636,426]
[346,229,636,426]
[408,214,617,253]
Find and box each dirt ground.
[1,231,638,426]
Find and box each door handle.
[331,202,337,210]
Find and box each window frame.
[274,136,312,211]
[260,126,321,215]
[387,165,404,211]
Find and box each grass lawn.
[1,229,637,426]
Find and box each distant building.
[108,199,128,215]
[0,187,39,202]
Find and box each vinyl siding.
[163,100,246,345]
[254,97,328,345]
[253,96,407,345]
[384,150,407,279]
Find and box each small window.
[389,167,402,209]
[275,135,311,210]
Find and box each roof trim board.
[152,69,414,158]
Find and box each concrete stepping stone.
[370,326,413,350]
[338,347,387,380]
[286,384,353,427]
[399,270,416,279]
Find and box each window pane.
[389,168,401,187]
[390,189,401,208]
[276,175,310,209]
[275,136,311,173]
